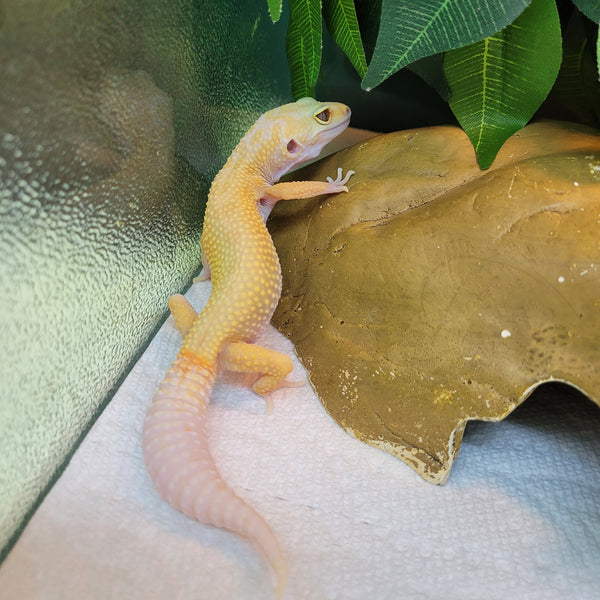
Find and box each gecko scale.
[142,97,354,597]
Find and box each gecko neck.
[210,162,271,205]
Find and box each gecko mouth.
[317,114,351,142]
[332,114,351,131]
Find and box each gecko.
[142,97,354,598]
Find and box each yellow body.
[145,97,354,598]
[171,97,354,394]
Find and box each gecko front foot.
[326,167,355,192]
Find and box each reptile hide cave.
[268,121,600,484]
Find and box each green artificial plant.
[269,0,600,169]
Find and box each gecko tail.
[142,352,288,597]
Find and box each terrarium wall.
[0,0,291,559]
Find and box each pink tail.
[142,353,288,597]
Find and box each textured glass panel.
[0,0,290,558]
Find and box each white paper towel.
[1,281,599,600]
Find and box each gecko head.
[252,97,351,180]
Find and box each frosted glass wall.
[0,0,290,559]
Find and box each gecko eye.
[287,139,301,154]
[314,108,331,124]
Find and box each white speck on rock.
[501,329,511,338]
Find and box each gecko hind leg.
[219,341,295,413]
[168,294,198,337]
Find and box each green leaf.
[567,0,600,88]
[362,0,532,91]
[409,53,448,101]
[323,0,367,78]
[444,0,562,169]
[286,0,323,99]
[572,0,600,24]
[354,0,382,61]
[267,0,283,23]
[543,10,600,127]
